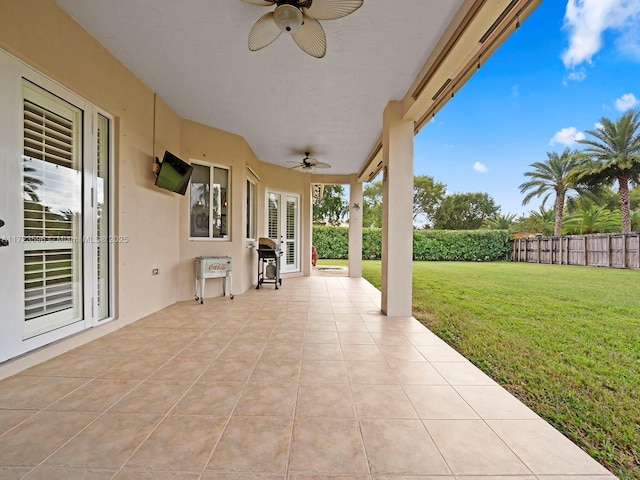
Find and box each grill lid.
[258,237,277,249]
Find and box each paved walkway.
[0,276,616,479]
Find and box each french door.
[266,190,300,273]
[0,50,112,363]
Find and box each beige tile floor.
[0,276,617,480]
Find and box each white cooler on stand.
[194,256,233,303]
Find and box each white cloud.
[595,122,605,130]
[615,92,639,110]
[473,161,488,173]
[562,0,640,68]
[549,126,586,146]
[563,69,587,85]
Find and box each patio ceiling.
[55,0,533,176]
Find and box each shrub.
[312,226,349,259]
[412,229,511,261]
[312,226,511,261]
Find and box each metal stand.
[194,256,233,303]
[255,238,282,289]
[256,254,282,289]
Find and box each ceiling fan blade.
[292,16,326,58]
[290,165,309,171]
[248,12,282,51]
[302,0,363,20]
[312,161,331,169]
[239,0,276,6]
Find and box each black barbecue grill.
[256,237,282,289]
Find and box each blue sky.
[414,0,640,217]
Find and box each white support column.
[302,181,313,277]
[381,101,414,316]
[348,176,363,278]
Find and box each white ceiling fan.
[288,152,331,172]
[240,0,364,58]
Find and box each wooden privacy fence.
[512,232,640,269]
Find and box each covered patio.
[0,0,617,477]
[0,276,614,478]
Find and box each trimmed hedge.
[313,226,511,261]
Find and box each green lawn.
[319,259,640,479]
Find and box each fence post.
[537,238,541,264]
[559,236,563,265]
[607,235,612,267]
[622,233,627,269]
[584,236,588,266]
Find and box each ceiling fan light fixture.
[273,4,303,33]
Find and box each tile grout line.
[283,308,306,480]
[195,312,272,479]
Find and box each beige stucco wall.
[0,0,314,343]
[178,119,260,300]
[176,123,314,301]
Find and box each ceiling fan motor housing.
[274,4,303,32]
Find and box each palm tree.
[482,213,517,230]
[563,206,620,235]
[23,159,43,203]
[630,210,640,231]
[576,109,640,232]
[519,148,585,236]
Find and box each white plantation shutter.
[22,81,83,336]
[268,193,280,241]
[24,249,74,319]
[286,198,296,266]
[23,100,74,168]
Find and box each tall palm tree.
[519,148,585,236]
[576,109,640,232]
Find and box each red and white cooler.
[194,256,233,303]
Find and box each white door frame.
[0,49,114,363]
[265,189,300,274]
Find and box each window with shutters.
[246,178,256,240]
[189,162,230,240]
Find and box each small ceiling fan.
[288,152,331,172]
[240,0,364,58]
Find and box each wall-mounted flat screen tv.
[155,150,193,195]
